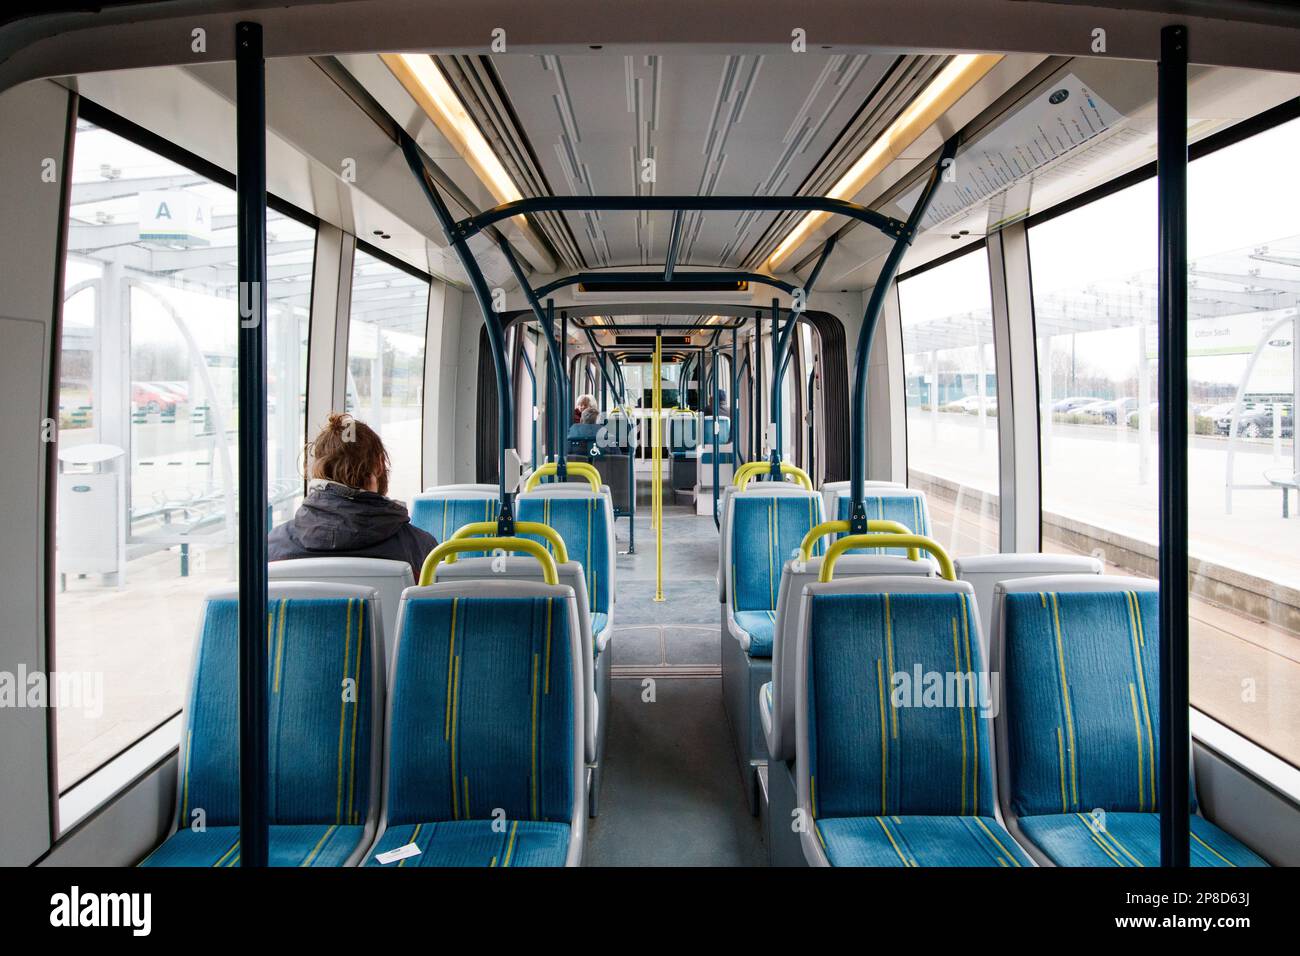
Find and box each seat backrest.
[704,415,731,446]
[767,554,936,763]
[517,486,615,617]
[177,582,384,833]
[717,481,810,602]
[410,488,499,545]
[600,412,638,451]
[820,480,903,527]
[725,488,825,614]
[831,487,931,558]
[432,556,596,763]
[383,580,584,834]
[993,574,1168,819]
[668,411,699,454]
[795,576,995,822]
[955,552,1102,651]
[268,557,413,663]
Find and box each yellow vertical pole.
[653,331,665,601]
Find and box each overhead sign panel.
[898,73,1123,231]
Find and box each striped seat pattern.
[368,595,574,867]
[835,492,931,557]
[410,494,499,555]
[1002,589,1266,867]
[730,494,823,658]
[141,596,376,867]
[518,495,611,638]
[804,590,1031,866]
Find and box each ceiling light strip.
[765,53,1003,272]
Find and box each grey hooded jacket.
[268,479,436,578]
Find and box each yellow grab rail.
[819,534,955,583]
[525,460,601,493]
[798,519,919,563]
[442,521,569,565]
[419,537,559,586]
[733,460,813,491]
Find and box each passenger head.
[581,406,599,425]
[307,412,391,496]
[576,393,596,413]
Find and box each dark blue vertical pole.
[730,327,738,467]
[1157,23,1191,869]
[235,20,269,869]
[770,298,782,473]
[521,346,538,470]
[848,137,958,533]
[753,312,762,467]
[712,346,721,527]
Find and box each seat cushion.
[140,824,365,867]
[365,820,570,867]
[733,610,776,657]
[816,815,1033,867]
[759,681,774,738]
[591,612,610,654]
[1016,812,1268,867]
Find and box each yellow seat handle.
[419,537,559,586]
[443,521,569,565]
[733,460,812,491]
[798,519,919,562]
[820,534,954,582]
[525,461,602,493]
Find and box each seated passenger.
[573,392,596,424]
[567,406,602,457]
[568,405,601,440]
[268,413,436,578]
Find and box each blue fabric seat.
[817,815,1032,867]
[518,490,616,817]
[1016,812,1265,867]
[733,610,776,657]
[727,492,824,659]
[996,580,1267,867]
[722,488,825,815]
[834,490,930,557]
[141,824,365,868]
[410,489,499,553]
[141,584,383,867]
[366,820,570,867]
[365,582,584,867]
[518,492,613,649]
[591,611,609,650]
[796,578,1029,867]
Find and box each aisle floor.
[586,477,766,865]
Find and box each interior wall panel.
[0,79,72,866]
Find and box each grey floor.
[585,475,766,865]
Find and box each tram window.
[345,248,429,503]
[54,118,314,791]
[1029,114,1300,768]
[898,247,1000,554]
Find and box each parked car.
[1216,404,1294,439]
[1079,397,1137,424]
[131,382,177,414]
[942,394,995,413]
[1050,395,1101,414]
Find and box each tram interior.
[1,3,1298,872]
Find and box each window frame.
[49,98,320,830]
